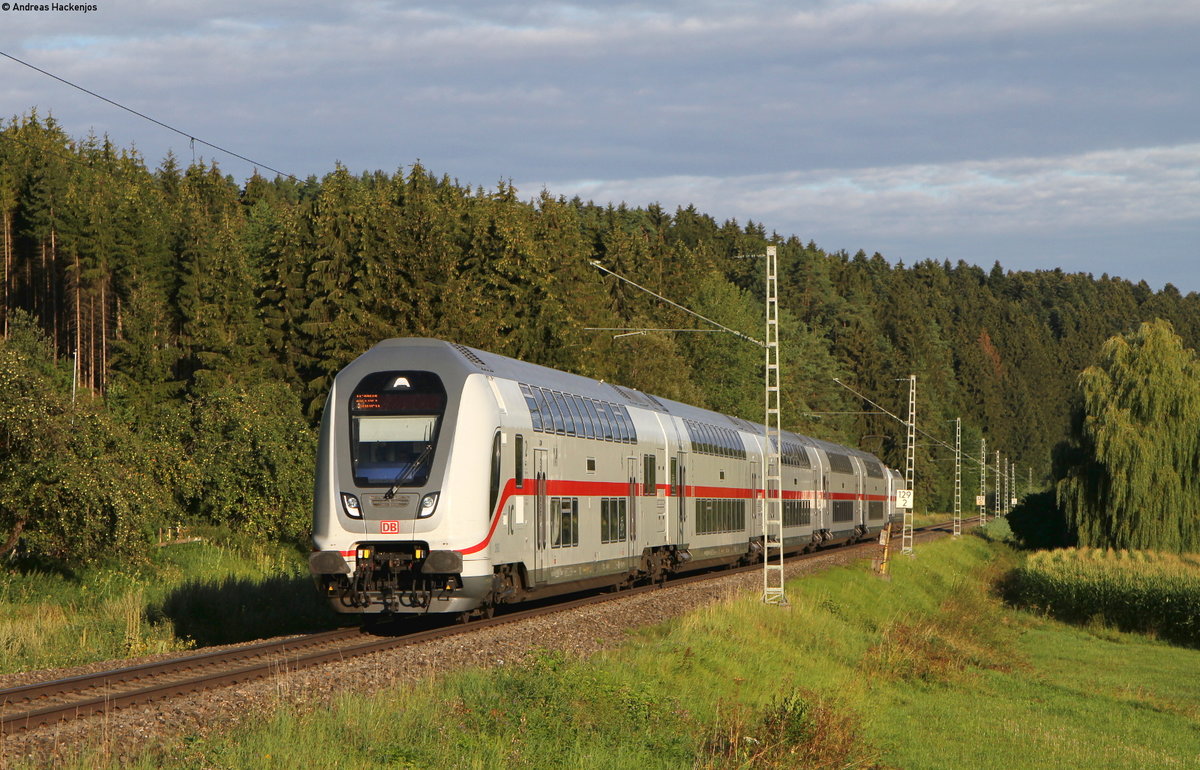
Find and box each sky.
[2,0,1198,292]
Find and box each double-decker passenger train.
[309,339,901,619]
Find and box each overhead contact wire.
[0,49,299,181]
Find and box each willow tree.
[1056,319,1200,551]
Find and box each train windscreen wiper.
[383,444,433,500]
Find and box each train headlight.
[341,492,363,519]
[418,491,439,518]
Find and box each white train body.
[310,339,899,617]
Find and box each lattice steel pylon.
[762,246,786,606]
[978,437,987,524]
[953,417,962,537]
[994,450,1003,520]
[901,375,916,555]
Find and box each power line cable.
[833,377,992,467]
[0,49,298,181]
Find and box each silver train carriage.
[309,339,901,618]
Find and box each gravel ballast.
[0,541,896,766]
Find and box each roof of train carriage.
[369,338,886,465]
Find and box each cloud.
[530,143,1200,234]
[1,1,1196,288]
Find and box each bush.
[0,312,165,562]
[1006,490,1074,550]
[184,381,316,541]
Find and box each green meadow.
[0,529,342,675]
[36,521,1199,769]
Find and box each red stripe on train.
[456,478,893,555]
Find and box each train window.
[532,388,554,431]
[669,457,678,496]
[863,460,885,479]
[784,499,811,527]
[567,395,591,439]
[515,434,525,488]
[608,402,624,441]
[560,394,577,436]
[521,384,542,432]
[564,395,582,438]
[695,498,746,534]
[643,454,656,496]
[564,498,578,546]
[601,498,627,543]
[587,457,596,473]
[489,431,502,515]
[551,498,579,548]
[614,405,631,443]
[551,392,576,436]
[594,402,615,441]
[582,398,603,440]
[348,370,447,487]
[827,452,854,475]
[782,441,811,468]
[610,405,626,443]
[540,389,562,434]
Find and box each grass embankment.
[54,521,1200,769]
[1003,547,1200,646]
[0,528,342,673]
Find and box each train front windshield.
[349,371,447,487]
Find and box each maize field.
[1003,548,1200,646]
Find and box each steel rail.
[1,517,975,733]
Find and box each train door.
[627,457,638,547]
[821,472,830,532]
[675,451,688,545]
[534,449,549,583]
[854,458,864,525]
[653,451,667,540]
[855,459,866,526]
[750,460,762,539]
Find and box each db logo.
[380,520,400,535]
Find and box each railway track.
[0,517,975,733]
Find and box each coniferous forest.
[3,111,1199,563]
